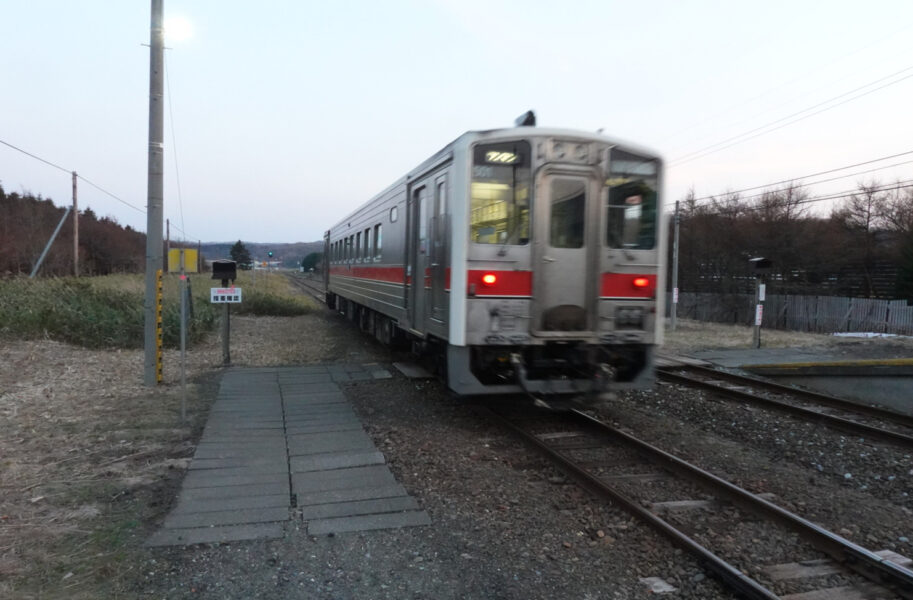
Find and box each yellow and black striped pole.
[156,268,163,383]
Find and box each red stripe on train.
[467,269,532,297]
[329,265,404,283]
[600,273,657,298]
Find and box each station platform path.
[146,364,430,547]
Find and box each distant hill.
[201,241,323,268]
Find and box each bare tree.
[831,180,889,297]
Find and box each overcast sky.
[2,0,912,244]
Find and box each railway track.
[657,365,913,449]
[485,404,913,599]
[285,273,327,304]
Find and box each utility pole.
[72,171,79,277]
[671,200,680,331]
[166,218,171,271]
[144,0,165,386]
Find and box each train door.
[429,175,448,324]
[405,182,429,333]
[531,169,599,335]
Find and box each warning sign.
[211,287,242,303]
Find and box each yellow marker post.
[156,269,163,383]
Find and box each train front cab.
[446,132,664,397]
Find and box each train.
[324,112,665,401]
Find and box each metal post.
[72,171,78,277]
[30,206,72,278]
[753,277,761,349]
[180,249,187,422]
[671,200,680,331]
[221,278,231,365]
[166,219,170,271]
[144,0,165,386]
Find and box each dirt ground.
[1,312,910,599]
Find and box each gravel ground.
[136,310,737,600]
[5,297,912,599]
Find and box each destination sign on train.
[485,150,520,164]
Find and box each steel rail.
[485,407,782,600]
[565,409,913,599]
[658,369,913,449]
[667,364,913,429]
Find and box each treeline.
[0,183,145,276]
[675,180,913,300]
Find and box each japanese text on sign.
[210,287,243,303]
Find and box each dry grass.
[662,318,913,355]
[0,309,329,599]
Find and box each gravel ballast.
[5,299,911,599]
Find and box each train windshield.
[606,149,658,249]
[470,141,531,245]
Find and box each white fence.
[673,293,913,335]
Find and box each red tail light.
[481,273,497,286]
[633,277,650,288]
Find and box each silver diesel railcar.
[325,116,665,398]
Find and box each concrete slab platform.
[177,481,290,502]
[295,483,408,507]
[308,510,431,535]
[290,450,385,473]
[292,465,395,493]
[299,496,419,521]
[148,363,429,547]
[164,506,290,529]
[146,522,285,547]
[393,362,433,379]
[171,493,290,514]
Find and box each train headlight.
[632,277,650,289]
[481,273,497,286]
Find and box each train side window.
[437,181,446,215]
[606,149,658,250]
[374,224,382,259]
[470,141,531,244]
[364,228,371,258]
[356,232,362,261]
[390,206,398,222]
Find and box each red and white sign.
[211,287,242,303]
[672,287,679,304]
[755,304,763,326]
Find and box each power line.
[661,23,913,147]
[682,180,913,217]
[685,149,913,204]
[1,136,147,214]
[164,53,187,242]
[77,175,145,214]
[0,138,70,174]
[670,65,913,166]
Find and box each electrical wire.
[1,137,147,213]
[688,157,913,208]
[0,138,71,174]
[77,175,145,213]
[682,180,913,216]
[670,65,913,166]
[164,52,187,242]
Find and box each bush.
[0,276,218,349]
[233,287,313,316]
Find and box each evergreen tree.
[230,240,252,269]
[301,252,322,272]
